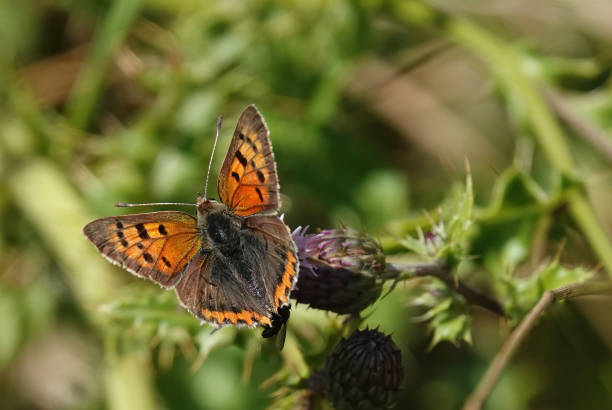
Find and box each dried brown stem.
[543,87,612,163]
[463,280,612,410]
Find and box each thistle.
[291,227,387,315]
[323,328,404,409]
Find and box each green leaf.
[445,170,474,247]
[100,289,201,330]
[407,277,472,347]
[430,310,472,348]
[474,170,548,279]
[510,260,594,320]
[480,169,547,219]
[398,172,474,262]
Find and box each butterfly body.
[84,105,298,335]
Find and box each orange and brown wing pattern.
[245,215,299,309]
[217,105,280,216]
[83,211,202,288]
[175,252,272,327]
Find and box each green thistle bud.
[291,227,386,315]
[324,328,404,409]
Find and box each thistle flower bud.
[291,227,386,314]
[324,328,404,409]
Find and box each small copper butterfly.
[83,105,298,337]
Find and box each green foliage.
[0,275,60,366]
[398,172,474,262]
[2,0,612,409]
[397,168,598,347]
[397,174,474,346]
[408,277,472,347]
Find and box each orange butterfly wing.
[217,105,280,216]
[83,211,202,288]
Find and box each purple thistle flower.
[290,227,386,315]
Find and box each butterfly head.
[196,196,225,220]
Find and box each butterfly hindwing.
[175,251,272,327]
[83,211,201,288]
[244,215,299,310]
[174,213,298,329]
[217,105,280,216]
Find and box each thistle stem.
[386,261,505,317]
[463,280,612,410]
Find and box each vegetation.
[2,1,612,409]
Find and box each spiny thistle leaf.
[398,172,474,264]
[99,289,239,368]
[429,309,472,348]
[407,277,472,347]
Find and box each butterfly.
[83,105,298,338]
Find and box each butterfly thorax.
[197,198,238,252]
[197,196,271,308]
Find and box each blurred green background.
[2,0,612,409]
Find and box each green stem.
[463,280,611,410]
[382,194,564,253]
[100,304,203,330]
[445,19,612,276]
[66,0,142,129]
[447,19,574,173]
[566,188,612,272]
[386,262,505,316]
[9,158,157,410]
[106,352,158,410]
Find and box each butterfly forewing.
[83,211,201,288]
[217,105,280,216]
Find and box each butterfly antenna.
[204,116,223,199]
[115,202,196,207]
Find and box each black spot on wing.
[158,224,168,235]
[235,150,247,167]
[117,230,128,248]
[135,223,149,239]
[136,243,144,249]
[256,170,265,183]
[255,187,264,202]
[143,253,154,263]
[116,222,124,229]
[247,137,258,153]
[161,256,172,267]
[231,172,240,182]
[238,132,245,140]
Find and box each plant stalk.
[463,280,612,410]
